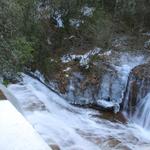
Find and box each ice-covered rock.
[61,47,101,68]
[69,19,84,28]
[81,6,95,16]
[62,52,146,112]
[63,67,71,72]
[54,11,64,28]
[97,99,114,108]
[144,39,150,49]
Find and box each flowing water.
[7,53,150,150]
[7,74,150,150]
[133,93,150,130]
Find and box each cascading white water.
[8,74,150,150]
[6,51,150,150]
[98,53,146,111]
[132,93,150,130]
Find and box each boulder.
[123,63,150,114]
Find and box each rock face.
[57,51,145,111]
[32,50,147,111]
[59,51,121,110]
[65,63,119,108]
[123,63,150,115]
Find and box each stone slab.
[0,101,51,150]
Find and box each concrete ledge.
[0,101,51,150]
[0,84,22,113]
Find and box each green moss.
[2,79,9,87]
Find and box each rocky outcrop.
[64,63,118,108]
[123,63,150,114]
[31,50,147,112]
[54,51,145,111]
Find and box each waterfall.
[123,63,150,131]
[124,84,150,130]
[7,74,150,150]
[133,93,150,130]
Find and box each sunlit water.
[7,53,150,150]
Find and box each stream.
[7,53,150,150]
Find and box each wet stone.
[50,144,61,150]
[0,90,6,100]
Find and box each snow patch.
[69,19,84,28]
[61,47,101,68]
[63,67,71,72]
[81,6,95,16]
[98,50,112,56]
[97,99,114,108]
[34,70,45,83]
[143,32,150,37]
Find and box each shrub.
[0,38,35,80]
